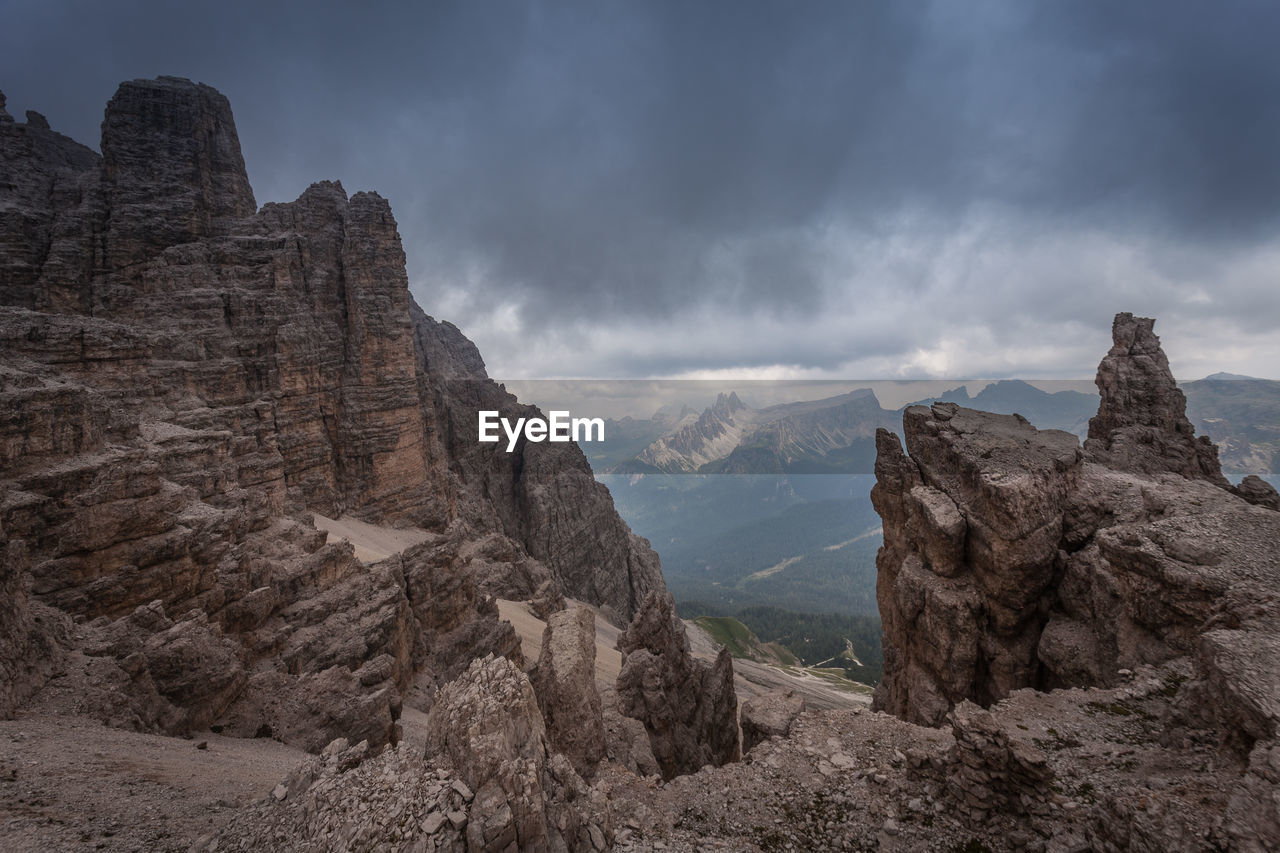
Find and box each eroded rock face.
[874,313,1280,852]
[616,590,741,779]
[530,606,607,779]
[100,77,257,269]
[0,524,68,718]
[0,77,664,751]
[425,654,611,852]
[412,311,666,623]
[872,405,1082,725]
[1085,312,1228,484]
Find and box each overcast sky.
[4,1,1279,379]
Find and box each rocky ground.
[4,658,1242,852]
[0,713,304,852]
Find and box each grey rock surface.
[1085,312,1228,483]
[740,688,804,753]
[870,312,1279,852]
[425,654,611,852]
[530,606,607,779]
[616,590,741,779]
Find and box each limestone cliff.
[0,77,663,750]
[411,302,664,622]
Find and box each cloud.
[3,0,1279,378]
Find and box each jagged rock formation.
[0,521,67,717]
[1235,473,1280,510]
[212,657,611,852]
[425,655,611,852]
[873,314,1280,850]
[740,688,805,753]
[875,314,1280,728]
[530,606,607,779]
[1085,312,1229,483]
[872,405,1083,724]
[412,304,665,622]
[615,590,741,779]
[0,78,663,752]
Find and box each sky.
[3,0,1280,380]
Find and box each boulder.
[740,689,805,753]
[530,606,607,778]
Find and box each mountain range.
[600,376,1279,477]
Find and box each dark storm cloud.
[3,1,1280,377]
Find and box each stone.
[425,654,611,852]
[1085,312,1228,484]
[530,606,607,779]
[935,701,1053,820]
[874,313,1280,733]
[740,689,805,753]
[0,529,68,718]
[872,404,1081,725]
[616,590,741,779]
[601,686,662,777]
[1233,475,1280,511]
[528,578,567,620]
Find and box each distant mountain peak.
[714,391,746,412]
[1203,372,1259,382]
[630,387,893,473]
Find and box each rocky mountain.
[866,312,1279,848]
[617,388,893,474]
[615,591,740,780]
[5,79,1280,853]
[1184,374,1280,476]
[0,77,662,756]
[875,313,1279,724]
[915,379,1098,438]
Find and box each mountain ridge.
[0,78,663,758]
